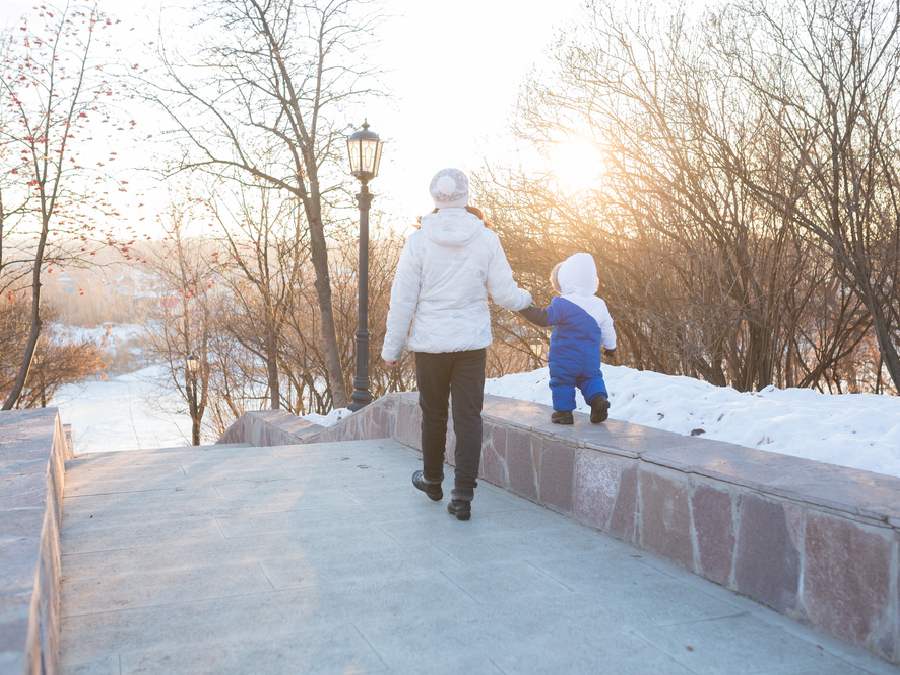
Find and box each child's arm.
[518,304,549,327]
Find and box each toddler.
[519,253,616,424]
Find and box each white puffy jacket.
[381,208,532,361]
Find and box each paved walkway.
[59,439,899,675]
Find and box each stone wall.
[220,392,900,665]
[1,408,73,675]
[216,409,325,447]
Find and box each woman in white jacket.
[382,168,532,520]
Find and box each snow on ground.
[54,365,193,455]
[303,408,354,428]
[482,365,900,478]
[52,361,900,478]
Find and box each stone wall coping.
[1,407,72,675]
[474,394,900,530]
[216,409,325,447]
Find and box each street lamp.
[185,354,200,446]
[345,120,384,411]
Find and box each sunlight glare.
[549,138,605,192]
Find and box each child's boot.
[590,394,610,423]
[551,410,574,425]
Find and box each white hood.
[557,253,599,297]
[556,252,617,351]
[419,208,484,248]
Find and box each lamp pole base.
[347,388,373,411]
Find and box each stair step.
[68,442,256,463]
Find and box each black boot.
[447,499,471,520]
[590,395,610,423]
[551,410,574,425]
[411,470,443,501]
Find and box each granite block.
[506,426,539,502]
[0,407,69,675]
[0,508,47,538]
[573,450,622,531]
[609,464,639,543]
[0,472,47,501]
[734,494,801,614]
[538,438,576,513]
[0,617,28,653]
[396,399,423,451]
[481,423,508,488]
[0,483,46,510]
[0,454,50,474]
[804,513,893,652]
[639,468,693,569]
[692,484,735,586]
[1,537,42,593]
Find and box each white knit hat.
[429,168,469,209]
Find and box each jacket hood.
[419,208,484,247]
[557,253,599,296]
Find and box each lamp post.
[345,120,384,411]
[185,354,200,446]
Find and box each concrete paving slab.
[768,663,878,675]
[57,654,120,675]
[0,652,24,674]
[489,632,697,675]
[635,613,841,674]
[60,591,341,665]
[386,653,506,675]
[61,515,224,555]
[64,466,294,496]
[59,438,899,675]
[258,542,462,590]
[63,485,223,522]
[61,525,424,587]
[526,548,669,591]
[61,560,274,618]
[440,559,576,603]
[750,610,900,675]
[118,624,387,675]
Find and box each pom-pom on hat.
[429,168,469,209]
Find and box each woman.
[382,168,532,520]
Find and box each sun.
[549,138,605,192]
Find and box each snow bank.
[484,365,900,478]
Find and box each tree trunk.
[3,252,43,410]
[266,328,280,410]
[308,215,349,409]
[864,285,900,392]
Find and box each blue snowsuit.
[520,253,617,412]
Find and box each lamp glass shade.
[346,123,383,181]
[186,354,200,374]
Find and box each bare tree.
[144,0,384,409]
[140,201,215,444]
[0,3,124,409]
[474,0,887,393]
[202,180,306,409]
[0,296,104,407]
[714,0,900,390]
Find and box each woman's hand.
[385,360,399,368]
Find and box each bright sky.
[1,0,585,236]
[366,0,583,222]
